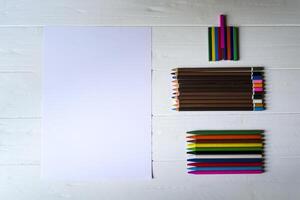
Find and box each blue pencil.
[230,26,234,60]
[223,26,227,60]
[187,158,263,163]
[215,27,219,60]
[252,76,263,80]
[254,107,264,111]
[188,166,263,171]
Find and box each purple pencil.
[220,15,227,60]
[220,15,226,49]
[188,170,263,175]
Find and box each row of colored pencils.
[187,130,265,175]
[172,67,265,111]
[208,15,239,61]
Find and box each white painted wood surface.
[1,0,300,25]
[1,1,300,199]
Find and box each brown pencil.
[173,88,252,92]
[171,67,265,111]
[174,92,254,96]
[172,72,252,76]
[175,99,254,104]
[173,75,253,79]
[173,107,254,111]
[174,104,254,108]
[172,67,263,72]
[172,80,253,84]
[174,96,253,100]
[173,84,253,88]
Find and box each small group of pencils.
[172,67,265,111]
[187,130,265,175]
[208,15,239,61]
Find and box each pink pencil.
[254,88,263,92]
[253,80,263,84]
[188,170,263,175]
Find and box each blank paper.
[42,27,152,180]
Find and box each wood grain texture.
[153,69,300,115]
[0,8,300,199]
[0,0,300,25]
[153,114,300,161]
[153,27,300,70]
[0,27,42,70]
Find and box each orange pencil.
[253,83,263,87]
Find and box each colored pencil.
[187,147,263,152]
[188,170,263,175]
[218,27,222,59]
[187,134,262,140]
[222,17,227,60]
[187,143,262,148]
[208,15,239,61]
[172,67,263,71]
[233,27,239,60]
[188,166,263,171]
[215,27,219,60]
[220,15,225,49]
[188,162,263,167]
[175,107,253,111]
[187,158,263,163]
[187,151,263,155]
[211,27,215,61]
[187,139,263,143]
[187,130,263,134]
[172,67,265,111]
[188,154,262,159]
[227,26,231,60]
[187,129,265,175]
[230,26,234,60]
[208,27,212,61]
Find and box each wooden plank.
[153,114,300,161]
[0,162,299,200]
[0,27,42,71]
[0,0,300,25]
[153,159,300,184]
[153,69,300,115]
[0,73,40,118]
[153,27,300,70]
[0,119,40,165]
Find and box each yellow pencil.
[211,27,215,61]
[187,143,263,148]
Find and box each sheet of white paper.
[42,27,152,180]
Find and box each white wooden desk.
[0,1,300,199]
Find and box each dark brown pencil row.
[172,67,265,111]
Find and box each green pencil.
[208,27,212,61]
[187,147,263,152]
[233,27,239,60]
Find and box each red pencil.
[227,26,231,60]
[218,27,222,60]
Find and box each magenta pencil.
[188,170,263,175]
[220,15,225,49]
[254,88,263,92]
